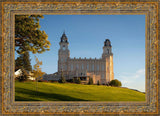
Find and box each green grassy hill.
[15,81,145,101]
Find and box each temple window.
[87,64,89,70]
[92,64,94,71]
[102,64,104,71]
[76,64,79,69]
[82,64,84,70]
[102,74,104,79]
[97,65,99,71]
[71,64,73,71]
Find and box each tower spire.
[102,39,113,58]
[60,31,68,43]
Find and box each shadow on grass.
[15,87,88,101]
[15,96,41,101]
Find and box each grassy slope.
[15,81,145,101]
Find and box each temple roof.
[60,32,68,43]
[104,39,111,47]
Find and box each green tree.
[17,68,28,82]
[109,79,122,87]
[15,52,32,71]
[59,70,66,83]
[77,77,81,84]
[15,15,51,54]
[88,77,93,85]
[72,78,76,83]
[22,52,32,71]
[97,80,100,85]
[15,55,23,71]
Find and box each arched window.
[87,64,89,70]
[62,45,66,50]
[97,65,99,71]
[82,64,84,70]
[107,49,109,54]
[92,64,94,71]
[102,64,104,71]
[71,64,73,71]
[61,65,63,71]
[102,74,104,79]
[76,64,79,69]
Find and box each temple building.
[56,32,114,84]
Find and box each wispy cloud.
[134,69,145,79]
[118,69,145,92]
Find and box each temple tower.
[58,32,70,72]
[102,39,114,84]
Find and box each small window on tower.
[62,45,66,50]
[107,49,109,54]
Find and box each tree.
[16,68,28,82]
[59,70,66,83]
[109,79,122,87]
[72,78,76,83]
[33,56,45,94]
[15,15,51,54]
[15,55,23,71]
[76,77,81,84]
[15,51,32,71]
[88,77,93,85]
[22,52,32,71]
[97,80,100,85]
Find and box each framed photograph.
[0,0,159,115]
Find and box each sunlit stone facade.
[58,32,114,84]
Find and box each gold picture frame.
[0,0,159,115]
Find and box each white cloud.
[134,69,145,79]
[118,69,145,92]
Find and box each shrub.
[38,80,48,82]
[88,77,93,85]
[97,80,100,85]
[59,75,66,83]
[109,79,122,87]
[38,80,43,82]
[49,80,55,83]
[72,78,76,83]
[59,71,66,83]
[76,77,81,84]
[66,79,73,83]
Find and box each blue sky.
[16,15,146,92]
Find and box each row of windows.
[60,65,105,79]
[61,65,108,73]
[70,64,104,71]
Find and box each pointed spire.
[60,31,68,43]
[104,39,111,47]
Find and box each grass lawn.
[15,81,145,101]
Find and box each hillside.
[15,81,145,101]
